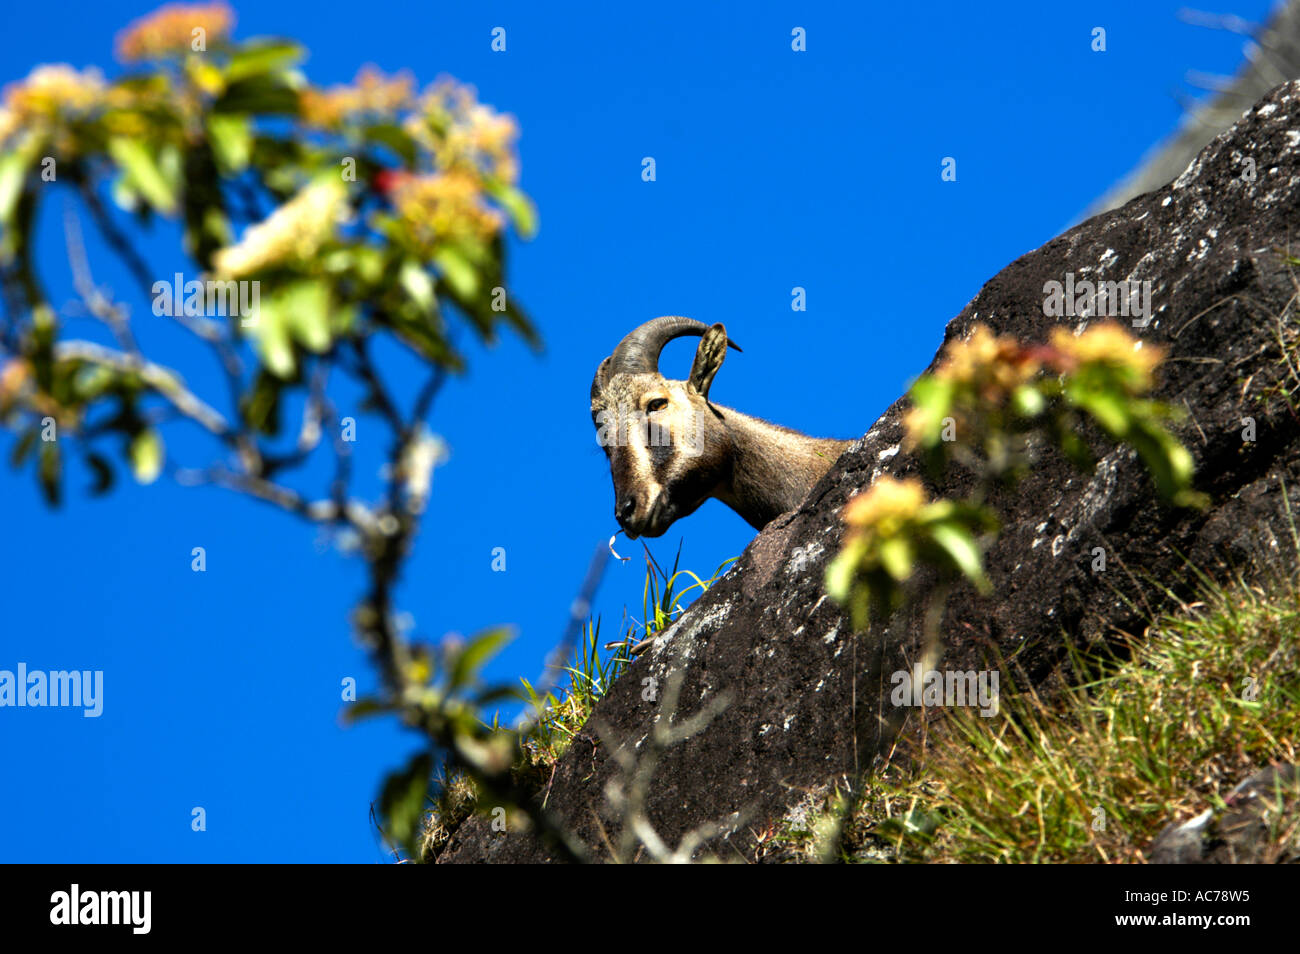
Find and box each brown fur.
[591,321,851,537]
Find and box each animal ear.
[688,323,728,400]
[590,356,611,416]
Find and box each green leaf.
[486,180,538,239]
[214,73,303,116]
[877,535,915,582]
[365,123,418,166]
[352,246,385,284]
[390,308,459,369]
[906,375,956,448]
[224,40,304,84]
[247,281,332,378]
[240,370,284,435]
[108,138,178,214]
[158,143,184,199]
[37,440,61,507]
[1069,386,1129,437]
[399,259,435,311]
[824,551,854,602]
[331,302,358,337]
[1127,418,1200,505]
[128,429,164,484]
[9,427,36,467]
[0,145,34,231]
[341,696,391,725]
[207,114,253,173]
[379,751,434,856]
[282,279,332,353]
[929,521,990,593]
[449,627,513,691]
[72,364,116,402]
[433,246,480,299]
[251,295,295,378]
[85,452,114,496]
[1011,384,1045,418]
[517,677,541,707]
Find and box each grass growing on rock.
[768,565,1300,864]
[515,545,734,781]
[419,546,735,861]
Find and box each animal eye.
[646,398,668,413]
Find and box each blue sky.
[0,0,1276,861]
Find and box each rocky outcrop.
[1150,765,1300,863]
[440,81,1300,863]
[1084,0,1300,218]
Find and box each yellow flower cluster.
[409,78,520,184]
[299,66,416,128]
[842,476,928,539]
[213,179,348,278]
[902,404,935,451]
[0,64,106,145]
[116,2,234,62]
[392,171,504,249]
[933,324,1039,393]
[1050,322,1163,390]
[0,358,31,414]
[903,324,1040,448]
[0,356,68,424]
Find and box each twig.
[53,340,232,440]
[75,180,158,304]
[523,543,611,720]
[596,668,738,863]
[175,463,372,530]
[63,202,140,355]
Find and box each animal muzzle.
[615,491,666,539]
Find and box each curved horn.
[607,316,742,376]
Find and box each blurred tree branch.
[0,1,583,861]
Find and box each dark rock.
[440,81,1300,863]
[1150,765,1300,863]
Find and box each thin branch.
[75,180,159,304]
[1176,8,1259,35]
[522,543,610,718]
[53,339,232,439]
[175,463,374,532]
[262,360,332,475]
[64,202,140,355]
[73,174,251,463]
[350,337,405,434]
[596,668,737,863]
[411,364,448,428]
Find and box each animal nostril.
[618,497,636,521]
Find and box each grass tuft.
[773,567,1300,863]
[419,543,735,861]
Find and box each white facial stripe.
[624,424,663,508]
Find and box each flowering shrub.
[828,322,1205,629]
[0,1,535,499]
[0,3,550,860]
